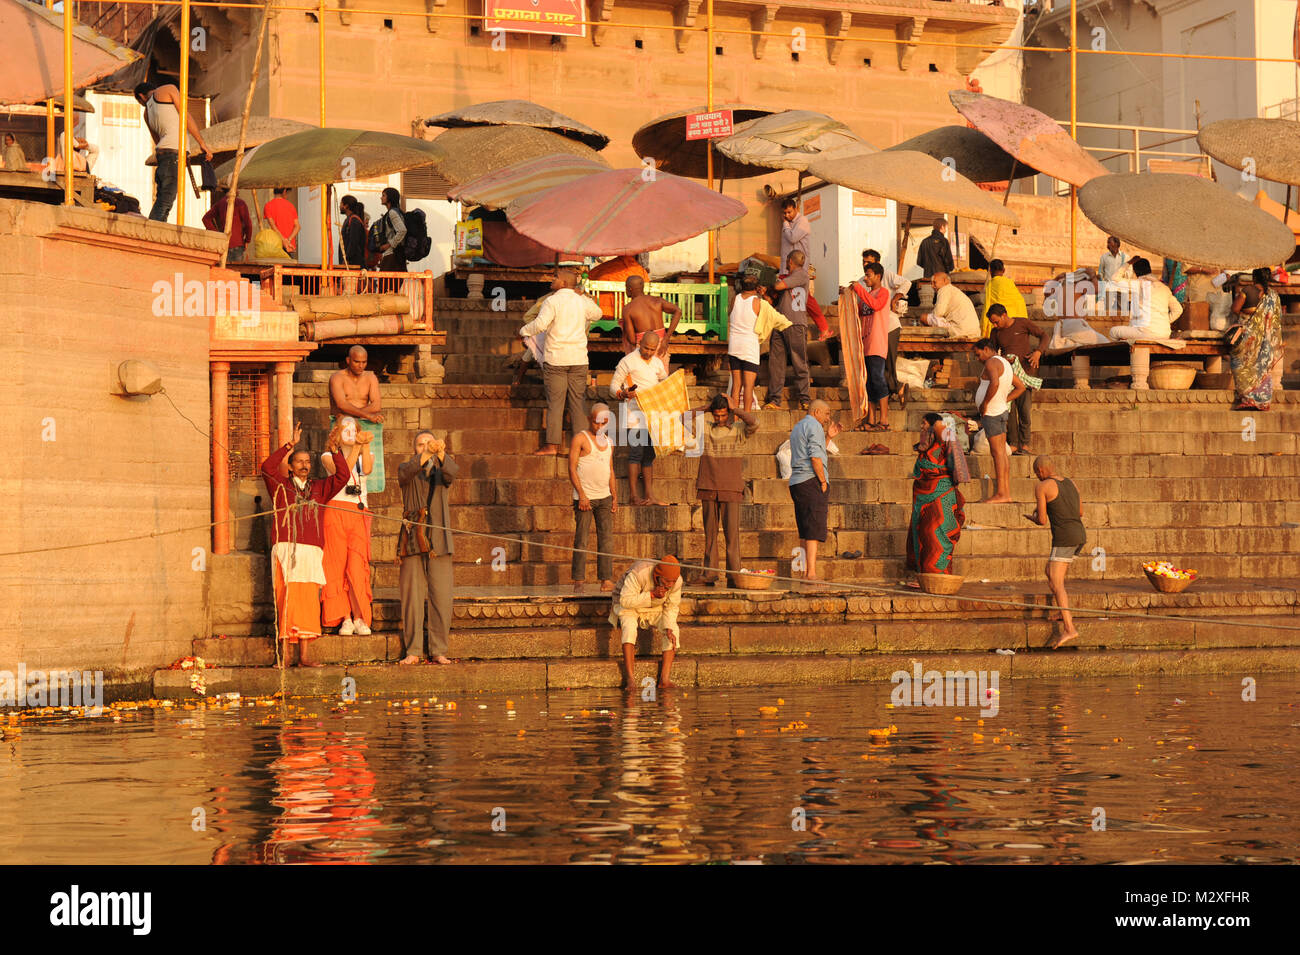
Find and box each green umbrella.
[216,127,445,189]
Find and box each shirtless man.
[329,346,384,423]
[620,275,680,357]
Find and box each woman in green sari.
[1230,268,1283,411]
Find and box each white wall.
[296,175,458,270]
[801,184,898,304]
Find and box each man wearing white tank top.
[973,338,1024,504]
[568,403,618,593]
[133,82,212,223]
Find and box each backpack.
[402,207,431,262]
[366,219,385,254]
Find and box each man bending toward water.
[1026,456,1085,648]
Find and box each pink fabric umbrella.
[949,90,1109,188]
[506,167,747,255]
[0,0,139,106]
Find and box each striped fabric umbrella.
[506,167,747,255]
[448,153,608,210]
[0,0,139,106]
[949,90,1108,187]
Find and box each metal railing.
[259,265,436,333]
[1026,120,1211,195]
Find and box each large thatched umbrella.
[715,109,874,173]
[1199,118,1300,225]
[0,0,139,106]
[632,104,774,179]
[809,151,1021,228]
[1078,173,1295,269]
[1198,118,1300,186]
[425,99,609,151]
[215,128,446,188]
[448,153,607,211]
[149,116,317,166]
[886,126,1038,183]
[433,125,607,187]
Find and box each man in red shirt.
[854,263,892,431]
[260,423,352,666]
[263,187,300,256]
[202,188,252,263]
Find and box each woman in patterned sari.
[906,413,970,576]
[1231,268,1283,412]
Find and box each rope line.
[5,498,1297,635]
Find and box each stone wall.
[186,1,1020,263]
[0,201,224,679]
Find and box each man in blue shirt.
[788,399,832,588]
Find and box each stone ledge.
[149,647,1300,699]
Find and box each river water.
[2,677,1296,864]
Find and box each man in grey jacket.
[396,430,458,664]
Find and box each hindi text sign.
[484,0,587,38]
[685,109,735,141]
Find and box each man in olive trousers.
[396,430,458,665]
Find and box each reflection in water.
[1,677,1297,864]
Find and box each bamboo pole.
[222,2,273,269]
[62,0,74,205]
[178,0,190,222]
[1069,0,1077,271]
[318,0,328,268]
[706,0,714,285]
[46,0,56,166]
[988,158,1018,262]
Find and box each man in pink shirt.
[854,263,892,431]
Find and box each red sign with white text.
[484,0,587,38]
[685,109,735,141]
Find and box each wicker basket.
[1149,363,1198,390]
[918,573,964,595]
[733,571,776,591]
[1143,567,1197,593]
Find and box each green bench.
[585,281,731,342]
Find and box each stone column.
[1130,346,1151,390]
[1070,354,1091,389]
[212,361,231,555]
[274,361,295,445]
[253,370,271,464]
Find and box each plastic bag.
[253,225,290,259]
[895,356,930,389]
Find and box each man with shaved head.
[788,399,834,588]
[611,330,670,505]
[1026,455,1086,648]
[521,268,600,455]
[923,272,981,340]
[329,345,384,424]
[620,274,680,356]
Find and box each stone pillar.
[1070,354,1091,390]
[274,361,295,445]
[1130,346,1151,390]
[212,361,231,556]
